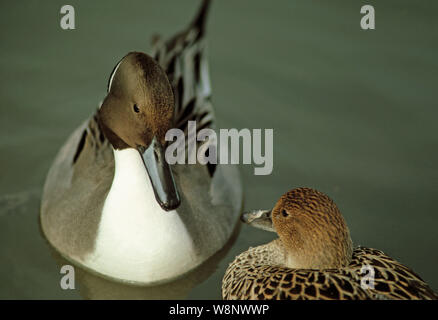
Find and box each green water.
[0,0,437,299]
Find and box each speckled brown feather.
[349,247,438,300]
[222,245,438,300]
[222,242,371,300]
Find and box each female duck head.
[243,187,353,269]
[98,52,180,211]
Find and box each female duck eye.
[133,104,140,113]
[281,209,288,217]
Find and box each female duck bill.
[241,209,275,232]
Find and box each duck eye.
[281,209,288,217]
[133,104,140,113]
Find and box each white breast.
[84,148,197,284]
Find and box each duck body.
[41,0,243,285]
[223,241,437,300]
[223,188,437,300]
[42,119,241,284]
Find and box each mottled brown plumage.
[222,188,438,300]
[272,188,353,269]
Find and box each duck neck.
[280,237,353,270]
[112,147,147,188]
[104,147,161,220]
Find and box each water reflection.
[44,223,240,299]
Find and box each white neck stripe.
[108,60,122,92]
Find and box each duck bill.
[140,137,181,211]
[241,209,275,232]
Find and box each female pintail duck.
[41,0,242,285]
[222,188,437,300]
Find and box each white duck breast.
[85,148,197,283]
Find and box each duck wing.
[222,263,374,300]
[222,244,374,300]
[41,114,115,258]
[349,247,438,300]
[223,245,438,300]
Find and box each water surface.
[0,0,437,299]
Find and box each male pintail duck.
[41,0,242,285]
[222,188,437,300]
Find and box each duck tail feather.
[151,0,215,129]
[190,0,212,39]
